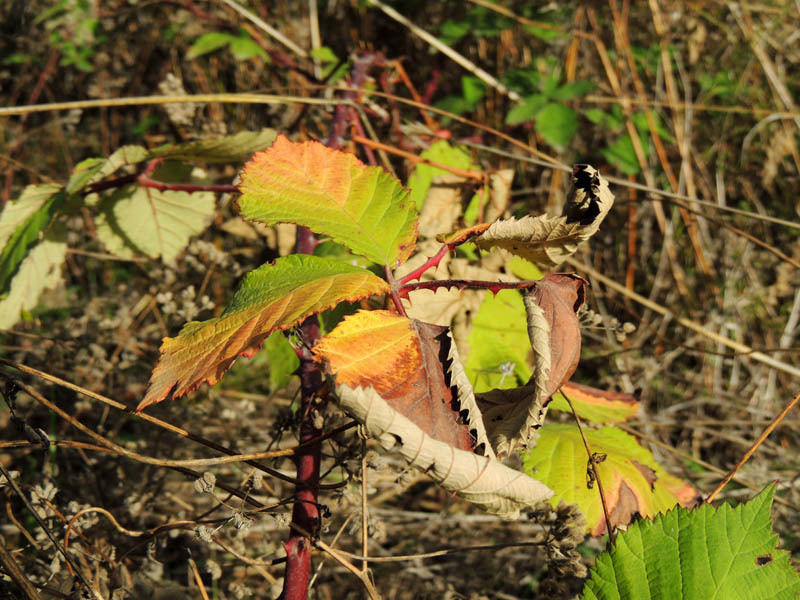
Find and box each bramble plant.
[1,133,798,599]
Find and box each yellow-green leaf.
[138,255,388,410]
[95,184,214,261]
[549,382,640,424]
[238,135,418,266]
[523,424,699,535]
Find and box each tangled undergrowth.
[1,1,799,599]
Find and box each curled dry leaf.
[462,164,614,268]
[314,310,553,518]
[312,310,489,453]
[477,273,587,457]
[334,384,553,519]
[396,240,511,357]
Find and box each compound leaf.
[314,310,553,518]
[138,255,388,410]
[238,135,418,266]
[313,310,487,452]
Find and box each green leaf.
[0,189,68,295]
[71,145,149,192]
[149,129,277,163]
[264,331,299,391]
[310,46,338,63]
[186,32,234,60]
[94,183,214,261]
[582,484,800,600]
[0,227,67,330]
[0,184,62,248]
[408,140,476,210]
[525,24,563,41]
[523,425,698,535]
[229,35,268,61]
[505,256,544,281]
[551,80,595,100]
[465,289,533,393]
[238,135,418,266]
[439,19,471,45]
[585,107,624,131]
[601,135,643,175]
[462,76,487,106]
[138,254,389,409]
[632,110,676,143]
[534,102,578,150]
[548,382,639,424]
[505,94,547,126]
[541,71,562,97]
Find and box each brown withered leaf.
[484,169,514,222]
[314,310,554,517]
[455,165,614,268]
[477,273,587,456]
[417,174,468,238]
[312,310,479,452]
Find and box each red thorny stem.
[281,55,383,598]
[279,226,323,600]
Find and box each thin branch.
[366,0,521,102]
[399,278,536,297]
[0,94,348,117]
[705,391,800,503]
[0,460,100,599]
[218,0,308,57]
[460,140,800,232]
[339,540,546,563]
[0,361,354,488]
[397,244,451,285]
[360,439,369,574]
[351,135,486,182]
[0,543,43,600]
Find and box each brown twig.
[188,557,211,600]
[351,135,487,182]
[0,543,43,600]
[0,359,354,488]
[0,460,99,598]
[705,391,800,504]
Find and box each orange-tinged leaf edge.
[137,258,388,411]
[237,135,419,266]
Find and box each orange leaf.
[550,382,640,423]
[313,310,475,451]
